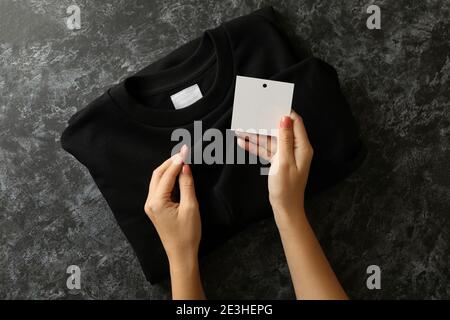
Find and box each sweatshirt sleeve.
[60,94,108,169]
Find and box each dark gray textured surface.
[0,0,449,299]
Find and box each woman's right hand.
[145,110,346,300]
[238,111,348,300]
[236,111,314,229]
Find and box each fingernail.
[182,164,190,174]
[176,144,189,163]
[280,116,292,128]
[180,144,187,157]
[173,154,183,165]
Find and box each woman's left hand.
[144,145,201,262]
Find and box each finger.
[290,111,313,167]
[237,137,273,161]
[235,131,277,153]
[277,115,295,164]
[149,157,175,195]
[236,133,275,160]
[156,145,187,196]
[179,164,198,206]
[290,111,311,149]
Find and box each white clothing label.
[170,84,203,110]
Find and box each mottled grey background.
[0,0,449,299]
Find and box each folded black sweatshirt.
[61,7,366,283]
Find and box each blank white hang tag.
[170,84,203,109]
[231,76,294,137]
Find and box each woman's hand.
[144,145,205,300]
[144,145,201,261]
[237,111,348,300]
[236,111,314,229]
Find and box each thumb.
[290,111,311,149]
[179,164,198,206]
[277,115,294,164]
